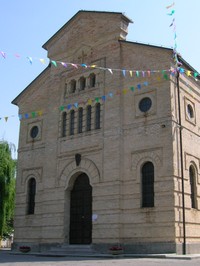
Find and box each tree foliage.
[0,141,16,240]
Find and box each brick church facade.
[12,11,200,254]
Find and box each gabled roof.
[42,10,133,50]
[12,65,50,106]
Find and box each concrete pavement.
[1,249,200,266]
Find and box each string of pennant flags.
[0,78,159,123]
[166,1,181,68]
[0,49,199,79]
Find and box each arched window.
[27,178,36,215]
[95,103,101,129]
[189,165,197,209]
[62,112,67,137]
[86,105,92,131]
[70,110,75,135]
[142,162,154,208]
[70,80,76,93]
[80,77,86,91]
[78,107,83,133]
[89,73,96,88]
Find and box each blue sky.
[0,0,199,158]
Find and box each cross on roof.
[78,50,87,63]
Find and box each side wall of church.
[171,73,200,254]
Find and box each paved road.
[1,250,200,266]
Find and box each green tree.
[0,141,16,243]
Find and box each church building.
[12,11,200,254]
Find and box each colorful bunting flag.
[108,68,113,74]
[0,51,6,58]
[40,59,46,64]
[51,60,57,67]
[27,57,33,64]
[168,10,175,16]
[61,62,67,68]
[166,2,175,9]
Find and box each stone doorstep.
[48,244,97,254]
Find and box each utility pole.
[176,70,186,255]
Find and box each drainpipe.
[176,70,186,255]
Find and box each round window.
[30,126,39,139]
[187,104,194,119]
[139,97,152,112]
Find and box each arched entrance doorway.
[69,173,92,244]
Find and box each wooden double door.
[69,173,92,244]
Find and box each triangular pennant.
[4,117,8,122]
[38,111,43,116]
[14,53,20,58]
[67,104,72,110]
[130,86,135,92]
[31,112,36,118]
[61,62,67,68]
[59,106,65,111]
[71,63,78,69]
[74,103,79,108]
[108,68,113,74]
[169,18,175,27]
[179,68,185,74]
[40,59,46,64]
[122,70,126,77]
[163,74,169,80]
[51,60,57,67]
[27,57,33,64]
[0,51,6,59]
[168,10,175,16]
[88,99,92,105]
[123,89,128,94]
[102,95,106,101]
[129,71,133,77]
[166,2,175,9]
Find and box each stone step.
[49,245,97,255]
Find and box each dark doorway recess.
[69,173,92,244]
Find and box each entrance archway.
[69,173,92,244]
